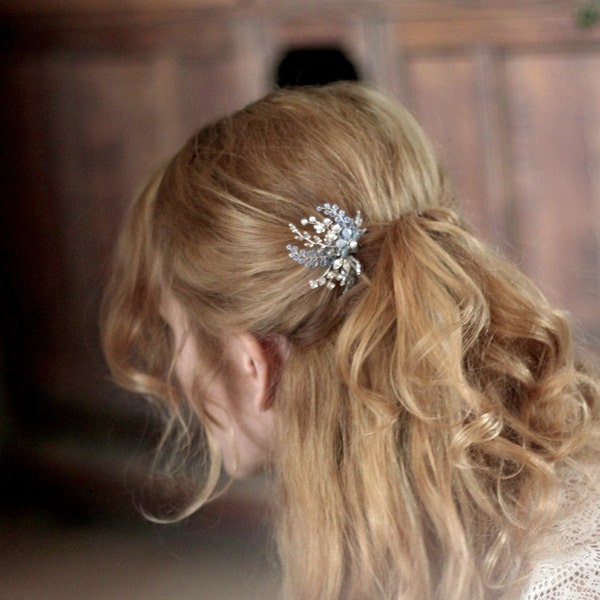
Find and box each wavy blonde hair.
[101,83,600,599]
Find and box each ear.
[231,333,285,412]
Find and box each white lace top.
[520,466,600,599]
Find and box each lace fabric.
[520,465,600,599]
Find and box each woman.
[101,83,600,599]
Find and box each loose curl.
[101,83,600,599]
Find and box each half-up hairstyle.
[101,82,600,599]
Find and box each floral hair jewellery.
[287,203,366,291]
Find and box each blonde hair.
[101,83,600,599]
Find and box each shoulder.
[520,462,600,600]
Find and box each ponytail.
[274,206,595,598]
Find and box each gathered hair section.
[275,206,599,599]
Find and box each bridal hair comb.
[286,203,366,291]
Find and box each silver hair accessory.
[287,203,366,291]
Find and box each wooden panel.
[391,1,600,50]
[1,11,237,58]
[1,10,261,410]
[47,56,184,374]
[1,59,67,371]
[393,3,600,353]
[1,0,236,13]
[505,52,600,342]
[41,52,255,402]
[177,56,260,126]
[580,53,600,232]
[404,51,509,247]
[0,9,267,513]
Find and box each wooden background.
[1,0,599,518]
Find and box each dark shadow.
[275,46,360,87]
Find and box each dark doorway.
[275,47,360,87]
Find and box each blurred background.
[1,1,599,598]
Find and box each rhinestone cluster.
[286,203,366,291]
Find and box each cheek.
[174,350,237,472]
[172,336,275,478]
[173,336,200,400]
[202,377,275,478]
